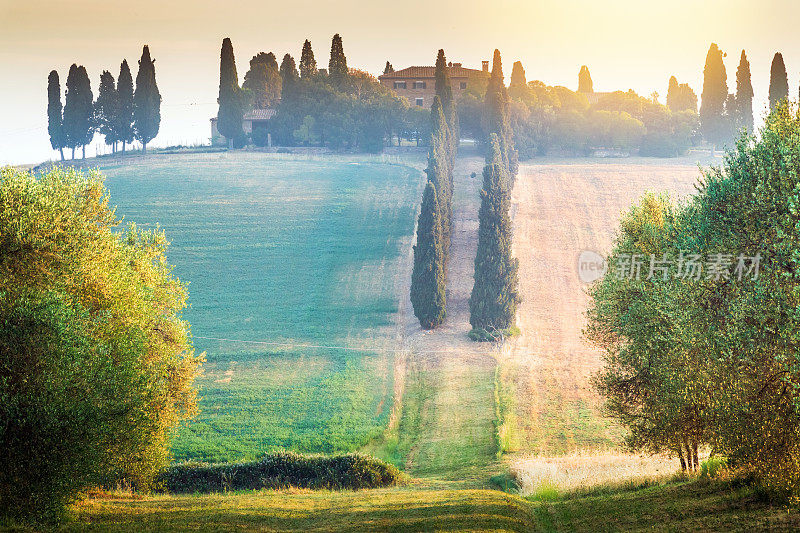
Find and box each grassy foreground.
[66,480,798,532]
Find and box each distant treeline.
[46,46,162,159]
[217,35,425,152]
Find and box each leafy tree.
[735,50,754,131]
[0,167,202,524]
[116,60,135,154]
[410,181,446,329]
[578,65,593,93]
[328,33,348,87]
[62,64,94,159]
[243,52,281,108]
[383,61,394,75]
[666,76,698,113]
[483,49,518,178]
[216,38,245,147]
[769,52,789,110]
[299,40,317,79]
[699,43,728,152]
[94,70,119,151]
[46,70,65,160]
[469,134,520,334]
[133,45,161,153]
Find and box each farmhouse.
[379,61,489,108]
[210,108,276,145]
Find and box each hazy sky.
[2,0,799,164]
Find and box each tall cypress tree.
[280,54,299,89]
[243,52,282,108]
[46,70,65,161]
[116,60,135,154]
[383,62,394,75]
[428,95,452,251]
[699,43,728,153]
[769,52,789,110]
[328,33,348,86]
[578,65,593,93]
[217,38,245,147]
[133,45,161,153]
[435,49,458,154]
[94,70,119,151]
[63,64,94,159]
[410,181,447,329]
[509,61,527,95]
[666,76,680,110]
[469,134,520,334]
[735,50,754,131]
[299,39,317,79]
[484,49,518,178]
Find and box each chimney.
[482,60,489,72]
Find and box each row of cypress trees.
[46,46,161,160]
[410,50,458,329]
[699,45,800,153]
[469,50,520,337]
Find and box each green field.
[97,153,423,462]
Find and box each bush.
[158,452,401,493]
[700,457,728,480]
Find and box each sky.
[2,0,800,165]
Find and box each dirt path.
[389,154,502,487]
[503,159,705,455]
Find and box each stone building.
[210,108,276,145]
[378,62,488,108]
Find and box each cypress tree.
[699,43,728,153]
[46,70,65,161]
[666,76,698,113]
[94,70,119,151]
[469,134,520,334]
[133,45,161,153]
[435,49,458,153]
[509,61,526,94]
[666,76,679,110]
[216,38,245,147]
[280,54,299,91]
[299,40,317,79]
[383,61,394,75]
[735,50,754,131]
[63,64,94,159]
[328,33,348,86]
[578,65,593,93]
[116,60,135,154]
[410,181,447,329]
[428,95,452,251]
[484,49,518,178]
[769,52,789,110]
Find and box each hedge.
[158,452,400,493]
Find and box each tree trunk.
[59,147,64,161]
[692,441,699,472]
[143,142,147,154]
[683,438,694,471]
[82,145,86,159]
[122,141,126,155]
[677,446,687,472]
[71,147,75,159]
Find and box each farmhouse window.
[460,82,467,89]
[415,98,424,106]
[393,81,407,89]
[413,81,426,89]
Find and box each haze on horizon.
[1,0,799,165]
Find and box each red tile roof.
[379,65,482,80]
[244,109,276,120]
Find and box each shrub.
[158,452,400,493]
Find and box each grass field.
[68,479,800,531]
[97,152,424,462]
